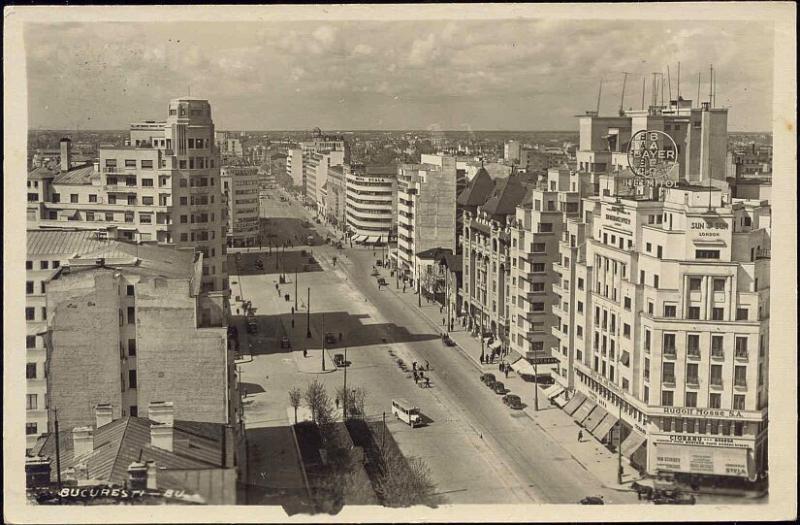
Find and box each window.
[532,242,546,253]
[577,301,583,313]
[623,323,631,338]
[26,394,38,410]
[128,338,136,356]
[653,275,659,288]
[532,263,545,272]
[663,333,676,355]
[130,406,138,417]
[40,260,49,270]
[42,307,47,320]
[139,213,152,224]
[69,194,78,203]
[733,394,746,410]
[127,306,135,324]
[696,250,720,259]
[52,193,60,203]
[711,335,724,358]
[709,393,721,409]
[128,370,137,389]
[662,362,675,384]
[26,363,37,379]
[126,285,134,296]
[624,297,631,310]
[532,282,545,292]
[105,212,114,221]
[26,423,38,435]
[687,363,699,385]
[663,304,676,318]
[180,215,188,224]
[89,194,98,203]
[576,325,583,337]
[179,160,187,169]
[685,391,697,408]
[646,242,652,253]
[734,365,747,387]
[712,307,724,320]
[733,421,744,436]
[657,246,663,258]
[179,178,188,188]
[125,159,137,167]
[26,260,33,270]
[26,335,36,348]
[141,160,154,169]
[661,390,674,407]
[687,306,701,320]
[577,278,584,290]
[710,365,723,386]
[26,281,34,294]
[687,334,700,356]
[141,178,154,187]
[644,329,651,351]
[713,278,726,292]
[735,337,748,359]
[689,277,702,291]
[643,386,649,404]
[736,308,749,321]
[26,307,35,320]
[142,196,154,205]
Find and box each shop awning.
[562,392,587,416]
[365,236,380,244]
[352,235,366,243]
[552,389,569,408]
[506,349,523,365]
[583,405,608,432]
[490,340,502,351]
[620,430,647,459]
[511,359,535,376]
[591,412,618,440]
[542,384,565,400]
[572,398,597,425]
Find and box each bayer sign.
[627,130,679,181]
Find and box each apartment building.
[462,174,532,352]
[25,230,116,449]
[550,182,770,482]
[504,140,521,163]
[305,150,345,215]
[326,165,347,228]
[221,165,260,247]
[396,156,458,283]
[27,97,228,296]
[43,237,238,437]
[286,148,304,189]
[345,164,397,244]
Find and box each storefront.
[649,438,755,481]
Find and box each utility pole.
[697,72,701,108]
[667,65,672,102]
[306,287,312,338]
[417,265,422,308]
[677,61,681,100]
[294,269,298,311]
[480,309,485,362]
[533,362,539,412]
[342,346,348,420]
[709,64,714,105]
[321,313,326,371]
[595,75,604,115]
[641,76,646,110]
[54,409,62,489]
[382,411,386,454]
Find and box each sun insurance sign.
[626,130,679,194]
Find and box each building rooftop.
[52,164,97,186]
[457,166,494,207]
[27,229,114,258]
[416,247,454,260]
[481,175,529,217]
[32,417,229,487]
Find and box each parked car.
[325,332,337,345]
[333,353,345,367]
[579,496,605,505]
[280,336,291,348]
[492,381,506,394]
[502,394,523,409]
[653,490,695,505]
[443,335,456,347]
[480,373,496,386]
[376,259,383,267]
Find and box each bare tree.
[288,387,302,424]
[337,385,367,420]
[305,379,335,435]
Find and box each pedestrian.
[425,377,431,388]
[291,318,295,328]
[425,360,429,371]
[335,397,340,409]
[303,348,307,358]
[291,306,295,316]
[442,317,446,326]
[275,282,279,291]
[439,305,444,314]
[413,371,418,383]
[480,354,484,364]
[504,366,509,379]
[412,361,417,371]
[578,430,583,442]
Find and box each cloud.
[351,43,373,56]
[407,33,440,66]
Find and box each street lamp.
[321,312,326,372]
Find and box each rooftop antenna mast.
[660,72,666,106]
[667,65,673,102]
[641,76,646,110]
[596,75,604,115]
[677,61,681,100]
[696,72,702,108]
[708,64,714,105]
[619,72,630,116]
[651,72,660,108]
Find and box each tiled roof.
[27,230,113,257]
[28,165,60,180]
[481,175,528,217]
[34,417,227,486]
[416,247,453,260]
[52,164,97,186]
[457,167,494,207]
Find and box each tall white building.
[345,165,397,244]
[221,165,260,247]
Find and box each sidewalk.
[382,273,639,493]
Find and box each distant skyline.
[25,19,774,132]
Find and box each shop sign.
[661,407,752,420]
[626,130,679,191]
[652,432,753,449]
[652,443,751,478]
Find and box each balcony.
[734,379,748,389]
[686,377,700,388]
[735,351,749,362]
[687,349,701,360]
[711,350,725,361]
[662,375,676,387]
[710,379,724,390]
[663,349,677,359]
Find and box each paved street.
[234,193,641,505]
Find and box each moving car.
[391,399,422,428]
[502,394,523,409]
[579,496,605,505]
[492,381,506,394]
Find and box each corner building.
[557,182,769,483]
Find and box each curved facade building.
[345,165,396,244]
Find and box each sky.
[24,19,774,131]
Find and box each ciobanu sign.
[627,130,679,189]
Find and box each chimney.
[127,462,147,490]
[145,461,158,490]
[93,161,100,173]
[60,138,72,172]
[150,422,173,452]
[148,401,174,426]
[72,426,94,457]
[25,455,52,488]
[95,403,113,428]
